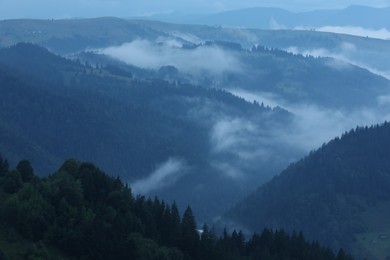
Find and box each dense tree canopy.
[227,122,390,256]
[0,154,351,259]
[0,42,292,222]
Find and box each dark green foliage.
[0,249,6,260]
[16,160,34,182]
[200,224,218,259]
[228,122,390,253]
[2,170,23,194]
[180,206,200,258]
[0,154,8,176]
[244,229,338,260]
[0,156,350,259]
[3,184,53,241]
[336,249,353,260]
[0,42,292,222]
[0,42,280,179]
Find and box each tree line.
[0,154,351,259]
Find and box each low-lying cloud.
[208,113,297,184]
[285,42,390,79]
[97,39,242,76]
[229,88,283,108]
[210,117,285,161]
[131,157,187,195]
[213,162,245,180]
[231,89,390,152]
[211,118,256,153]
[168,32,202,45]
[316,26,390,40]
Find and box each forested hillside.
[226,122,390,258]
[2,18,390,110]
[79,41,390,109]
[0,43,294,222]
[1,13,390,260]
[0,154,352,259]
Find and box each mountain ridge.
[225,122,390,258]
[0,43,293,222]
[138,5,390,30]
[0,154,352,259]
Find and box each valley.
[1,5,390,258]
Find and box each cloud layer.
[98,39,242,76]
[285,42,390,79]
[316,26,390,40]
[232,89,390,152]
[131,158,187,195]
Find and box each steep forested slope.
[225,45,388,108]
[2,17,390,54]
[0,43,293,222]
[78,40,390,109]
[0,155,351,259]
[226,122,390,258]
[0,18,164,54]
[0,43,205,177]
[2,18,390,110]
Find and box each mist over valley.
[0,4,390,258]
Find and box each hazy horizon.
[1,0,390,20]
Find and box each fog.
[131,158,187,195]
[210,118,275,180]
[211,118,256,153]
[96,35,390,201]
[168,32,203,45]
[285,42,390,79]
[316,26,390,40]
[97,39,242,76]
[231,89,390,152]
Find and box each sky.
[1,0,390,19]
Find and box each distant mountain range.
[1,16,390,259]
[139,5,390,30]
[1,17,390,78]
[0,43,297,222]
[1,18,389,108]
[1,17,390,223]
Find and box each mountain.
[2,17,390,84]
[142,5,390,30]
[2,16,390,51]
[1,17,390,222]
[2,25,390,223]
[0,17,163,54]
[190,7,294,29]
[224,122,390,258]
[0,43,295,222]
[76,40,390,110]
[0,155,351,259]
[1,19,390,223]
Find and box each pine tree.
[0,154,9,176]
[16,160,34,182]
[180,206,199,258]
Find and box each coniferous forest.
[1,13,390,259]
[0,154,351,259]
[226,122,390,257]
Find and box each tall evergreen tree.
[181,206,200,258]
[0,154,9,176]
[0,155,352,259]
[16,160,34,182]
